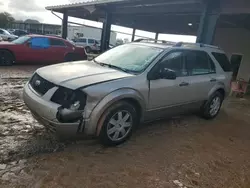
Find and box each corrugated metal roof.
[46,0,128,10]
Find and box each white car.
[0,29,18,41]
[73,37,100,53]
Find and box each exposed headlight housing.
[51,87,86,110]
[51,87,87,123]
[70,100,81,111]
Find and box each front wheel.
[98,102,138,146]
[200,91,223,119]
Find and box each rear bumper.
[23,83,86,137]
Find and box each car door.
[48,38,68,63]
[184,50,217,102]
[27,37,51,63]
[87,39,95,50]
[148,50,192,111]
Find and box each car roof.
[132,42,173,49]
[131,41,225,53]
[27,34,66,40]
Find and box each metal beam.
[61,11,68,39]
[131,28,136,41]
[100,12,112,52]
[112,3,202,15]
[155,33,159,42]
[196,0,220,44]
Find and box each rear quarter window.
[212,52,232,72]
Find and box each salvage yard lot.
[1,66,250,188]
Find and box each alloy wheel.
[107,110,133,141]
[209,96,221,116]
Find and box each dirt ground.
[1,66,250,188]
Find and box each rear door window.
[79,38,87,43]
[212,52,232,72]
[185,50,216,75]
[50,38,66,47]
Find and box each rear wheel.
[85,46,91,53]
[0,50,15,66]
[200,91,223,119]
[99,102,138,146]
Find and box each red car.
[0,35,87,65]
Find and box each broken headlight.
[51,87,86,110]
[51,87,87,123]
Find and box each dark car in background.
[0,35,87,65]
[9,29,29,37]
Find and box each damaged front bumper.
[23,83,90,137]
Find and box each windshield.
[94,43,163,73]
[2,29,11,35]
[11,36,30,44]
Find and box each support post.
[155,33,159,42]
[131,28,136,41]
[196,0,220,44]
[62,11,68,39]
[100,12,112,52]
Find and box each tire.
[200,91,223,119]
[85,46,91,53]
[99,101,138,146]
[0,50,15,66]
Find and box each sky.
[0,0,196,42]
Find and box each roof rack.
[134,38,220,49]
[173,42,220,49]
[133,38,177,45]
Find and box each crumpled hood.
[36,61,133,89]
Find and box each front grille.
[30,73,55,95]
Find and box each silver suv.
[23,40,232,146]
[73,37,100,53]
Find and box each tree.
[0,12,15,28]
[24,19,40,24]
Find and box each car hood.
[0,41,14,45]
[36,61,134,89]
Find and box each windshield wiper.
[93,60,131,73]
[104,64,130,73]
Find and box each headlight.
[70,100,81,110]
[51,87,86,110]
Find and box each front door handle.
[210,78,217,82]
[179,82,189,87]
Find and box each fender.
[208,82,226,99]
[84,88,146,135]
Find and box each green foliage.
[0,12,15,28]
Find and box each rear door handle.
[210,78,217,82]
[179,82,189,87]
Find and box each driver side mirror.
[147,67,177,80]
[159,68,177,80]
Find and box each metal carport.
[46,0,250,51]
